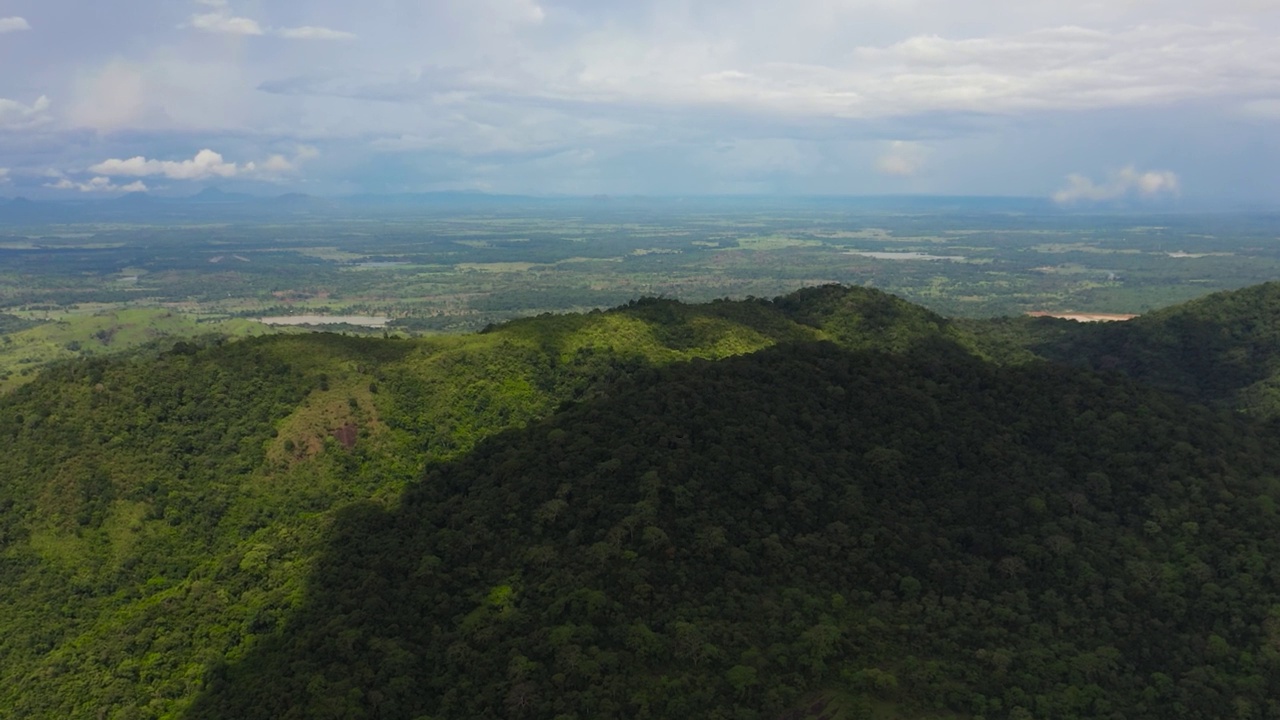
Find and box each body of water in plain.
[258,315,390,328]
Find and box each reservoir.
[258,315,390,328]
[845,250,966,261]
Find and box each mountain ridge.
[4,283,1280,718]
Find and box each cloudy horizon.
[1,0,1278,202]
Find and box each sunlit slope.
[0,308,275,393]
[0,286,962,718]
[186,341,1280,720]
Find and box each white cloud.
[88,146,318,181]
[0,16,30,33]
[277,26,356,40]
[0,95,51,129]
[190,12,263,36]
[0,168,9,183]
[184,2,353,40]
[90,149,240,180]
[877,141,927,176]
[255,145,319,173]
[1053,165,1180,203]
[44,176,148,193]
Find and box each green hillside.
[0,308,275,393]
[186,341,1280,720]
[2,284,1280,719]
[0,287,953,718]
[969,282,1280,416]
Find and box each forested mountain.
[4,284,1280,719]
[983,281,1280,416]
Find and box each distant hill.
[3,285,1280,718]
[0,193,1070,225]
[982,281,1280,416]
[188,187,257,203]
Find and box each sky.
[1,0,1278,201]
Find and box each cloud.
[1239,98,1280,119]
[256,145,320,173]
[0,168,9,183]
[876,141,927,176]
[259,17,1280,137]
[184,2,353,40]
[90,149,240,179]
[67,61,149,131]
[1053,166,1180,203]
[6,1,1280,198]
[189,11,263,36]
[88,146,318,181]
[0,16,30,33]
[277,26,356,40]
[0,95,51,129]
[44,177,148,193]
[67,55,271,133]
[509,0,545,24]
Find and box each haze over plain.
[0,0,1277,201]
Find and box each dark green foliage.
[8,283,1280,719]
[0,312,39,334]
[986,282,1280,416]
[187,341,1280,720]
[774,284,960,352]
[0,338,318,715]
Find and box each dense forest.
[6,284,1280,718]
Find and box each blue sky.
[1,0,1278,201]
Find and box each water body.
[356,261,410,268]
[258,315,390,328]
[845,251,966,261]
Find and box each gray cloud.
[0,96,51,129]
[0,16,30,33]
[5,0,1280,197]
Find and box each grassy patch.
[0,309,274,393]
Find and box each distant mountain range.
[0,192,1109,224]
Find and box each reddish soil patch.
[331,422,358,450]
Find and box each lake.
[845,251,967,261]
[258,315,390,328]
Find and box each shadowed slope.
[974,282,1280,415]
[184,341,1280,720]
[0,286,969,718]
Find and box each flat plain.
[3,197,1278,389]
